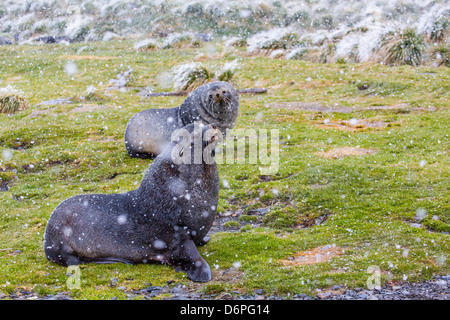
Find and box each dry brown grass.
[318,147,377,159]
[281,245,344,266]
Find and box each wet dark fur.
[124,81,239,158]
[44,124,219,282]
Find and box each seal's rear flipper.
[89,257,134,265]
[125,148,157,159]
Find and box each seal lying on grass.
[124,81,239,158]
[44,123,221,282]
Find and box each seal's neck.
[178,96,201,126]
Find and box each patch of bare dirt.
[269,102,355,113]
[29,108,57,117]
[269,102,436,114]
[61,55,116,60]
[281,244,344,266]
[318,147,377,159]
[316,118,389,131]
[366,104,409,111]
[70,104,109,113]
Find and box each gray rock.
[254,289,264,295]
[0,36,14,45]
[110,277,119,287]
[35,36,72,44]
[195,33,211,42]
[435,280,447,287]
[0,183,9,192]
[358,293,369,299]
[345,290,357,296]
[38,98,72,106]
[317,291,332,299]
[402,290,411,295]
[145,286,163,292]
[331,285,341,290]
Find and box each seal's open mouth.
[206,123,221,144]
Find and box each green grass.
[0,40,449,299]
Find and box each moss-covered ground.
[0,40,448,299]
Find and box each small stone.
[317,291,332,299]
[254,289,264,295]
[256,208,270,215]
[217,292,233,300]
[110,277,119,286]
[170,287,181,294]
[145,286,163,292]
[0,292,7,299]
[358,293,368,299]
[117,286,126,291]
[345,290,356,296]
[331,285,341,290]
[435,280,447,287]
[409,223,422,228]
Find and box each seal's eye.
[179,149,184,157]
[222,90,226,94]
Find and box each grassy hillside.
[0,40,448,299]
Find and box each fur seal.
[44,123,221,282]
[124,81,239,158]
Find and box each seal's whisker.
[223,97,231,105]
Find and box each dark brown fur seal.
[124,81,239,158]
[44,123,221,282]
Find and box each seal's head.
[165,122,221,168]
[203,82,239,118]
[149,123,220,216]
[179,82,239,134]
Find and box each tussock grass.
[0,87,28,114]
[378,29,426,66]
[0,94,28,114]
[432,45,450,67]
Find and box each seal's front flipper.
[168,239,211,282]
[194,235,210,246]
